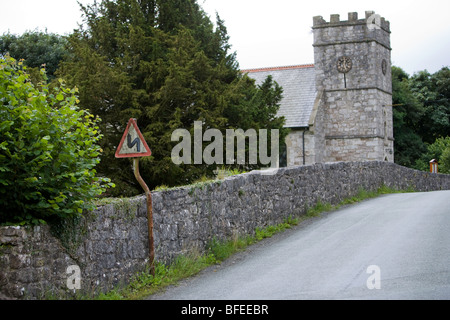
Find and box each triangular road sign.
[115,118,152,158]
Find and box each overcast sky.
[1,0,449,75]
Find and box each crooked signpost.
[115,118,155,275]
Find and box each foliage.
[255,217,299,241]
[409,67,450,144]
[391,66,426,167]
[0,31,67,80]
[306,201,333,217]
[415,136,450,173]
[0,55,114,226]
[391,66,450,170]
[55,0,287,196]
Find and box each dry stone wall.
[1,161,449,299]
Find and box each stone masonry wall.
[312,11,394,163]
[1,161,450,299]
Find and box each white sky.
[1,0,449,75]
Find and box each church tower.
[312,11,394,162]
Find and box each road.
[149,190,450,300]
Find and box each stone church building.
[243,11,394,167]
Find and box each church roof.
[242,64,316,128]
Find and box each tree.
[0,55,114,226]
[391,65,450,171]
[0,31,67,80]
[56,0,287,195]
[410,67,450,143]
[391,66,426,167]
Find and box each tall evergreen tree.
[56,0,287,195]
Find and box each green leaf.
[25,177,38,183]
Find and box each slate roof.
[242,64,317,128]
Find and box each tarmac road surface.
[149,190,450,300]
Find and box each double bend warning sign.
[115,118,152,158]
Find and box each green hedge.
[0,55,114,225]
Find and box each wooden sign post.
[115,118,155,275]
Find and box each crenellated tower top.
[313,11,390,33]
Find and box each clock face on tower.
[337,56,352,73]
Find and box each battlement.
[313,11,390,32]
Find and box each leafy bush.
[415,136,450,173]
[0,55,114,225]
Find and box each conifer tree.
[57,0,287,195]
